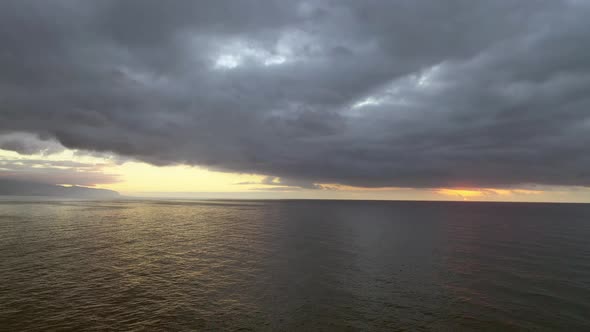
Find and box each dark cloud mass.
[1,0,590,188]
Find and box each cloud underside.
[1,0,590,188]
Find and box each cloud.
[0,166,119,187]
[0,132,65,155]
[235,176,320,189]
[0,151,119,186]
[1,1,589,188]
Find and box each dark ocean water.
[1,199,590,331]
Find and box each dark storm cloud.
[1,0,590,188]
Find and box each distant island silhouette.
[0,179,119,199]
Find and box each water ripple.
[1,200,589,330]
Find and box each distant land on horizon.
[0,179,120,199]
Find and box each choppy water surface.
[1,199,590,331]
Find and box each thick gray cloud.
[0,132,64,155]
[1,0,590,188]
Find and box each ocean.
[1,199,589,331]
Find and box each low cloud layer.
[0,156,119,186]
[1,1,590,188]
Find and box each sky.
[1,0,590,202]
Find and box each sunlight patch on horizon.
[0,148,265,193]
[98,161,265,194]
[436,188,544,201]
[3,148,590,202]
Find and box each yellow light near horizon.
[5,148,588,202]
[95,162,265,194]
[0,148,265,194]
[436,187,544,201]
[436,188,484,200]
